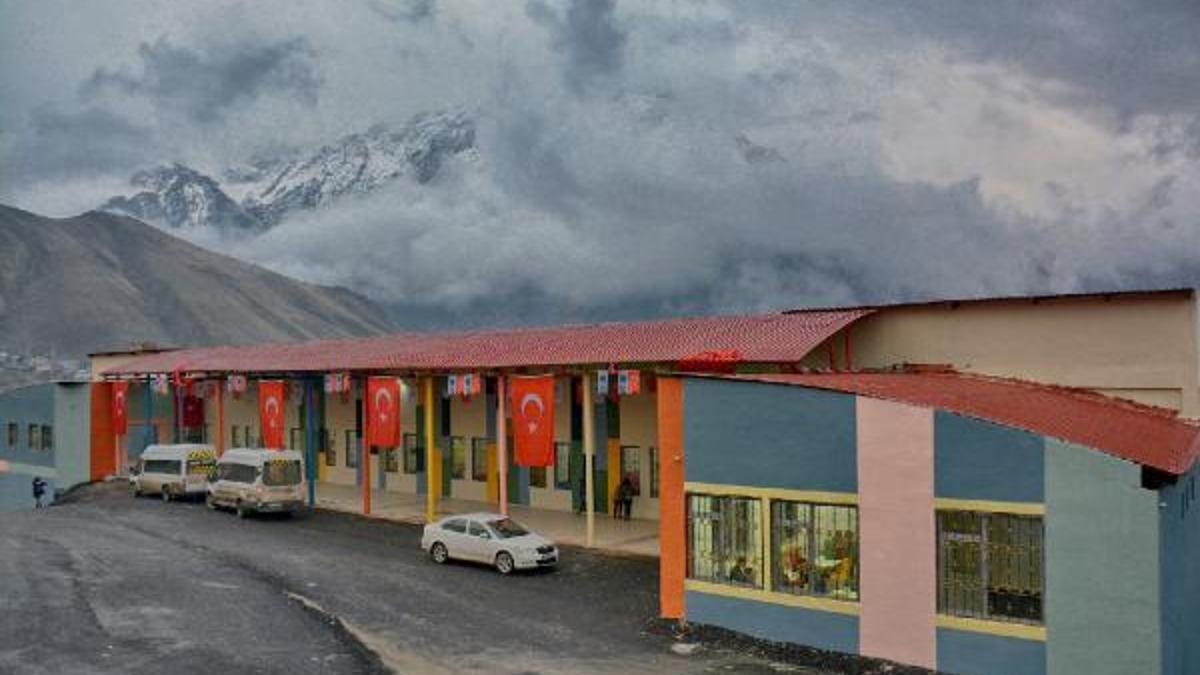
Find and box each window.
[218,463,258,484]
[554,442,570,489]
[687,494,763,588]
[772,501,859,601]
[28,424,40,451]
[231,426,240,447]
[937,511,1044,624]
[442,518,467,533]
[244,425,254,447]
[472,438,488,481]
[145,459,183,475]
[325,429,337,466]
[40,425,53,451]
[6,423,16,448]
[649,447,659,498]
[620,445,640,496]
[403,433,422,473]
[345,430,358,468]
[468,521,489,538]
[530,465,547,488]
[383,447,399,473]
[450,436,466,479]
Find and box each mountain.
[0,204,395,356]
[102,110,476,233]
[101,164,263,234]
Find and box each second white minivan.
[206,448,305,518]
[131,444,217,501]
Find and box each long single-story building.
[79,287,1200,675]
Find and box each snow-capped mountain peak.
[101,164,263,233]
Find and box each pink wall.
[857,397,936,668]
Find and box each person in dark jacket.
[31,476,48,509]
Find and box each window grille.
[554,442,571,489]
[771,501,859,601]
[937,510,1044,624]
[687,494,763,588]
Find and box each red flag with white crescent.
[111,381,129,435]
[512,376,555,467]
[258,380,286,449]
[367,377,401,447]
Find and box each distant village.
[0,348,90,392]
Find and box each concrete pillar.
[424,376,437,522]
[497,375,509,516]
[583,372,595,548]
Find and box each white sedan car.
[421,512,558,574]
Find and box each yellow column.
[424,376,437,522]
[582,372,595,548]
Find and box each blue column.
[305,379,316,507]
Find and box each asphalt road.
[0,483,838,675]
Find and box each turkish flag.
[258,380,286,449]
[182,396,205,427]
[367,377,401,447]
[512,376,555,467]
[111,381,129,435]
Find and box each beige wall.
[620,390,660,520]
[814,291,1199,416]
[449,392,489,501]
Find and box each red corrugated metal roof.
[102,310,870,376]
[720,371,1200,475]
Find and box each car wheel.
[430,542,449,564]
[495,551,515,575]
[161,487,172,502]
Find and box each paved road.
[0,483,836,675]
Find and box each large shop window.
[450,436,466,479]
[687,494,763,589]
[471,438,488,481]
[6,422,16,448]
[937,510,1044,624]
[772,501,859,601]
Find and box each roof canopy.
[102,309,870,377]
[719,371,1200,475]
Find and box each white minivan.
[206,448,305,518]
[131,444,217,501]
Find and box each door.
[439,518,469,558]
[465,520,495,562]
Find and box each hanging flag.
[227,375,248,395]
[258,380,286,449]
[617,370,641,395]
[446,374,458,398]
[596,370,609,398]
[367,377,401,447]
[182,396,205,427]
[512,376,555,467]
[111,381,129,435]
[152,373,170,395]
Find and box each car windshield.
[488,518,529,539]
[262,460,302,486]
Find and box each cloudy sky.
[2,1,1199,326]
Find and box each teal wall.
[0,383,55,467]
[1159,460,1200,675]
[935,412,1043,502]
[684,378,857,492]
[1045,439,1161,675]
[52,382,91,490]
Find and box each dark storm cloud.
[367,0,437,23]
[527,0,626,93]
[8,106,151,179]
[81,36,320,124]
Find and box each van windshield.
[263,460,302,486]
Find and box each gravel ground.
[0,482,892,675]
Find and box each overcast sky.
[2,1,1199,325]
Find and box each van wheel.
[430,542,449,564]
[205,495,217,510]
[236,503,248,519]
[161,488,172,503]
[495,551,515,575]
[132,484,142,498]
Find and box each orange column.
[90,383,116,481]
[362,377,371,515]
[656,376,686,619]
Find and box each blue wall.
[1160,460,1200,675]
[684,378,856,492]
[937,628,1046,675]
[935,412,1043,502]
[686,591,859,655]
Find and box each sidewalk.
[314,482,660,557]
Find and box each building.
[0,381,91,510]
[82,288,1200,675]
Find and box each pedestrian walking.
[31,476,47,509]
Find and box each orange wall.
[89,382,115,481]
[657,377,685,619]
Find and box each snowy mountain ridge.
[101,110,476,233]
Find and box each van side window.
[218,463,258,483]
[145,459,182,474]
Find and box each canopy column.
[424,376,437,522]
[497,375,509,517]
[583,372,595,548]
[362,376,371,515]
